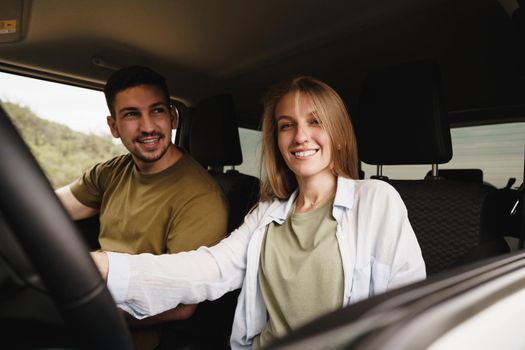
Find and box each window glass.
[361,122,525,188]
[237,127,262,178]
[0,71,126,188]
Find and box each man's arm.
[56,183,98,220]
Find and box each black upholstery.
[424,168,484,183]
[356,61,507,275]
[160,94,260,349]
[388,180,496,274]
[357,61,452,165]
[190,94,260,232]
[211,171,260,232]
[190,94,242,167]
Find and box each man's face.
[107,84,177,166]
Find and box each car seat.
[158,94,260,350]
[355,60,509,275]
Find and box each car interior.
[0,0,524,349]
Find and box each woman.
[94,76,425,349]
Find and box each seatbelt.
[511,182,524,248]
[511,147,525,249]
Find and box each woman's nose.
[294,125,308,144]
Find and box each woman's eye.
[279,123,293,130]
[311,118,321,126]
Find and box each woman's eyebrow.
[276,115,293,122]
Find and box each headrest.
[356,61,452,165]
[189,94,243,167]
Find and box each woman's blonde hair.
[260,76,359,201]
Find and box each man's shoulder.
[89,154,132,180]
[77,153,131,183]
[90,153,132,172]
[177,154,224,190]
[101,153,132,168]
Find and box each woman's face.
[275,91,334,182]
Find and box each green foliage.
[2,102,125,188]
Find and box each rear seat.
[355,61,509,275]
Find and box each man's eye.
[123,111,139,118]
[152,107,167,114]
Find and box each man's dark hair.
[104,66,170,117]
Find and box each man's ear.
[170,106,179,129]
[107,116,120,138]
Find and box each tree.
[2,102,125,188]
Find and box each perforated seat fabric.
[389,180,496,274]
[211,171,260,232]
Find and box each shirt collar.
[269,190,298,224]
[334,176,355,210]
[269,176,355,223]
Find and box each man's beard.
[126,132,171,163]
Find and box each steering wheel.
[0,105,133,349]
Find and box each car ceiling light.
[91,56,122,71]
[0,0,30,43]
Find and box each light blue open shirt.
[106,177,426,349]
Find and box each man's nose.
[139,114,155,132]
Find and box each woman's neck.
[295,173,337,213]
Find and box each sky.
[0,71,111,135]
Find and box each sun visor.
[0,0,30,43]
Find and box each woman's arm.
[91,203,266,319]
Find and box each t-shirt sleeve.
[166,189,228,253]
[70,162,107,209]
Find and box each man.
[56,66,228,349]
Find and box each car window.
[0,71,259,187]
[361,122,525,188]
[237,127,262,178]
[0,71,126,188]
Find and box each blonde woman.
[92,76,426,349]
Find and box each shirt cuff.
[106,252,130,304]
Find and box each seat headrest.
[356,61,452,165]
[189,94,243,167]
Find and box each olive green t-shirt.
[254,199,344,349]
[70,152,228,254]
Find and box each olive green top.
[71,152,228,254]
[254,199,344,349]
